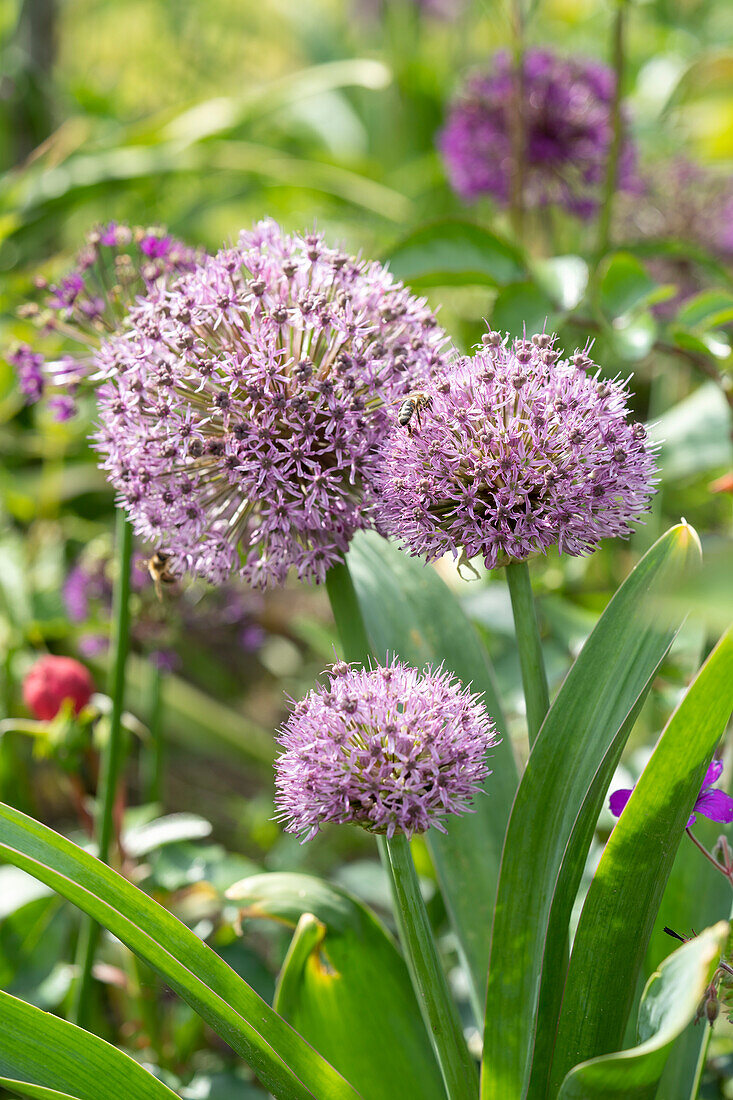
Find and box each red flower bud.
[22,656,94,721]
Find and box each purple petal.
[609,788,633,818]
[700,759,724,793]
[693,789,733,824]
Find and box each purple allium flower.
[8,344,45,401]
[11,224,198,411]
[275,658,498,840]
[610,760,733,828]
[439,49,638,217]
[94,219,450,588]
[376,329,657,570]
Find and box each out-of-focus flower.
[9,224,198,416]
[275,657,498,840]
[610,760,733,828]
[439,49,637,217]
[359,0,466,18]
[377,329,657,570]
[95,219,450,588]
[63,539,267,676]
[615,157,733,317]
[710,472,733,494]
[23,655,94,720]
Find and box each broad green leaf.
[0,1083,78,1100]
[490,281,559,338]
[532,256,589,311]
[557,922,728,1100]
[599,253,657,319]
[608,312,657,362]
[348,531,517,1022]
[647,383,733,481]
[227,872,444,1100]
[0,988,178,1099]
[0,805,360,1100]
[385,220,525,288]
[481,523,700,1100]
[676,289,733,331]
[550,630,733,1091]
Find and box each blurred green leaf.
[550,630,733,1091]
[481,524,700,1100]
[121,813,213,858]
[533,256,588,311]
[0,803,360,1100]
[385,219,525,289]
[0,987,179,1099]
[558,923,728,1100]
[228,872,444,1100]
[676,290,733,331]
[647,383,733,481]
[491,281,559,339]
[609,312,657,362]
[348,531,517,1023]
[599,253,658,320]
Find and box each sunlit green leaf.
[385,220,525,288]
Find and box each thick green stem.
[71,510,133,1026]
[505,559,550,747]
[596,0,626,258]
[383,833,478,1100]
[324,559,373,666]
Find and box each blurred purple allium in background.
[275,657,498,840]
[610,760,733,828]
[439,49,638,217]
[377,330,657,571]
[95,219,450,589]
[8,223,198,416]
[63,541,266,672]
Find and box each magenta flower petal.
[700,759,724,791]
[693,789,733,824]
[609,788,633,817]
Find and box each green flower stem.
[326,558,476,1097]
[142,660,164,805]
[505,559,550,747]
[596,0,627,258]
[71,510,133,1026]
[382,833,478,1100]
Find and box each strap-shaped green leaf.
[557,921,728,1099]
[550,629,733,1091]
[348,530,517,1022]
[0,806,361,1100]
[481,523,700,1100]
[0,988,178,1099]
[228,872,445,1100]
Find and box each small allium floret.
[275,658,498,840]
[439,49,638,217]
[95,220,449,588]
[376,330,657,569]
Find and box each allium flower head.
[275,658,498,840]
[610,760,733,828]
[439,49,638,217]
[23,655,94,720]
[377,329,657,570]
[9,223,197,416]
[95,219,449,588]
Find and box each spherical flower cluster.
[95,219,449,588]
[376,330,657,570]
[439,49,638,217]
[9,223,198,417]
[275,658,498,840]
[23,655,94,721]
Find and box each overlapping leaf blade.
[480,524,701,1100]
[348,531,517,1020]
[0,804,361,1100]
[228,872,445,1100]
[550,629,733,1092]
[557,922,728,1100]
[0,988,178,1099]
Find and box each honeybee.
[146,550,177,601]
[398,391,432,435]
